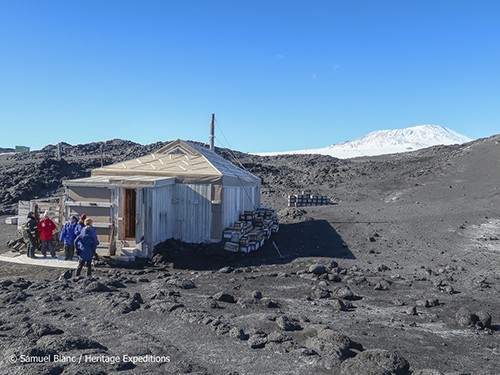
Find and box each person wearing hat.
[74,213,87,237]
[74,225,97,277]
[23,211,39,258]
[37,211,56,258]
[60,215,79,260]
[83,218,100,247]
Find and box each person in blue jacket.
[60,215,78,260]
[74,226,98,277]
[82,218,99,244]
[74,214,87,237]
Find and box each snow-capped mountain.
[257,125,472,158]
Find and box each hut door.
[123,189,137,239]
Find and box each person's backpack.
[22,221,31,241]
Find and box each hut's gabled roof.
[91,139,260,185]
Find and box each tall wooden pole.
[209,113,215,151]
[57,143,62,160]
[100,143,104,167]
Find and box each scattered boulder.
[106,279,126,289]
[84,281,110,293]
[304,338,346,368]
[331,298,348,312]
[59,270,73,280]
[309,264,327,275]
[229,327,249,340]
[334,286,356,300]
[278,207,307,220]
[415,299,429,308]
[252,290,263,299]
[475,310,492,329]
[215,324,231,336]
[12,278,31,290]
[416,298,439,308]
[133,292,144,303]
[267,331,291,344]
[166,278,196,289]
[328,273,342,282]
[201,299,222,309]
[260,298,280,308]
[455,307,479,327]
[219,266,234,273]
[248,334,267,349]
[212,292,236,303]
[340,349,410,375]
[316,329,363,352]
[3,290,31,304]
[276,315,302,331]
[0,279,14,288]
[32,323,64,338]
[150,301,184,314]
[237,298,255,309]
[313,288,331,299]
[428,298,439,307]
[105,292,144,314]
[405,306,417,316]
[317,280,329,289]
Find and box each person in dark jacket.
[74,226,97,277]
[24,212,38,258]
[60,215,78,260]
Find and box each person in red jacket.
[38,211,56,258]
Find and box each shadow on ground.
[155,219,355,271]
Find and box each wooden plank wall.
[17,197,63,232]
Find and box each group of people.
[24,212,100,276]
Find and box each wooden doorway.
[123,189,137,239]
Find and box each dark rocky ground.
[0,135,500,374]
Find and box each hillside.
[0,148,14,154]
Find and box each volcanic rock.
[340,349,410,375]
[309,264,327,275]
[212,292,236,303]
[275,315,302,331]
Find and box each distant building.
[15,146,30,153]
[62,139,261,259]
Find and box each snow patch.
[257,125,472,159]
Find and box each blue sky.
[0,1,498,152]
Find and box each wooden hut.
[62,140,261,259]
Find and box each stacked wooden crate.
[223,207,279,253]
[288,191,331,207]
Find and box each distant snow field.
[256,125,473,158]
